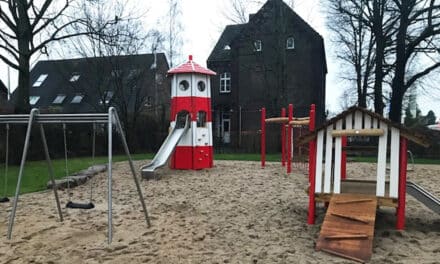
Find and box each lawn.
[0,152,438,197]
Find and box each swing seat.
[66,201,95,209]
[0,197,9,203]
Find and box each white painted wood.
[354,111,363,129]
[364,115,372,129]
[389,128,400,198]
[333,120,342,193]
[345,113,353,129]
[371,117,378,128]
[376,121,388,197]
[315,130,325,193]
[324,125,334,193]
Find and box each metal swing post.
[108,109,113,244]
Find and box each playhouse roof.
[297,106,430,147]
[168,55,216,76]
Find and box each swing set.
[0,107,150,244]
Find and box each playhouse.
[297,106,431,262]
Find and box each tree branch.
[405,61,440,88]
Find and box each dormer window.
[69,73,80,82]
[286,37,295,49]
[53,94,66,104]
[254,40,262,52]
[224,45,231,50]
[29,96,40,105]
[33,74,48,87]
[71,94,84,104]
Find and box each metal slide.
[407,181,440,214]
[141,115,190,174]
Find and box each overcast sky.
[1,0,439,118]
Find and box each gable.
[207,24,244,62]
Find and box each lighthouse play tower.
[168,55,216,170]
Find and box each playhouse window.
[286,37,295,49]
[220,72,231,93]
[179,80,190,91]
[197,111,207,127]
[198,81,206,92]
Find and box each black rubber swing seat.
[0,197,9,203]
[66,201,95,209]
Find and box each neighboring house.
[0,80,13,113]
[21,53,170,118]
[207,0,327,151]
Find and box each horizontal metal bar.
[0,113,110,124]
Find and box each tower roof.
[168,55,216,76]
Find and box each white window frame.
[220,72,231,93]
[69,73,80,82]
[254,40,262,51]
[286,37,295,49]
[33,74,48,87]
[29,96,40,105]
[52,94,66,104]
[71,94,84,104]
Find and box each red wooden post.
[396,137,408,230]
[281,108,286,167]
[341,136,347,180]
[287,104,293,174]
[308,104,316,224]
[261,108,266,168]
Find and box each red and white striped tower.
[168,55,216,170]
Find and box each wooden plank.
[364,115,372,129]
[371,117,378,128]
[389,128,400,198]
[315,130,324,193]
[265,117,288,123]
[376,122,388,197]
[345,113,353,129]
[316,194,378,263]
[324,125,334,193]
[289,120,310,126]
[334,120,342,193]
[335,199,373,205]
[354,111,363,129]
[332,129,384,137]
[331,213,369,224]
[325,234,368,240]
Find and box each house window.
[53,94,66,104]
[286,37,295,49]
[220,72,231,93]
[99,91,114,105]
[145,96,152,107]
[71,94,84,104]
[29,96,40,105]
[111,69,122,78]
[224,45,231,50]
[69,73,80,82]
[197,111,207,127]
[254,40,262,51]
[33,74,48,87]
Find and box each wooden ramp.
[316,193,378,263]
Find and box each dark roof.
[0,79,7,95]
[297,106,430,147]
[207,24,244,62]
[15,53,169,113]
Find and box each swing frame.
[0,107,150,244]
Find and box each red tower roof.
[168,55,216,76]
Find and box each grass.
[0,152,438,197]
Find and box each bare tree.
[0,0,115,113]
[165,0,183,67]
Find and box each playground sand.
[0,161,439,263]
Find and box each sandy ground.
[0,160,439,263]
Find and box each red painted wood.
[170,97,212,122]
[281,108,286,167]
[193,146,213,169]
[261,108,266,168]
[172,146,194,169]
[287,104,293,174]
[308,104,316,225]
[396,137,407,230]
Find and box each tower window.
[220,72,231,93]
[179,80,190,91]
[198,81,206,92]
[286,37,295,49]
[197,111,207,127]
[254,40,262,51]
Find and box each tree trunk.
[372,0,385,115]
